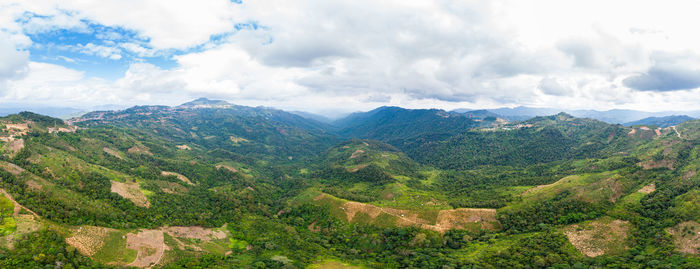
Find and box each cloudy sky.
[1,0,700,116]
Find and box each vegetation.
[0,103,698,268]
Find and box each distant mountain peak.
[179,98,232,108]
[555,112,574,118]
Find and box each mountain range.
[0,98,697,268]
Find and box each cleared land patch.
[0,161,25,175]
[161,171,194,185]
[216,164,238,173]
[102,147,124,160]
[349,149,365,159]
[110,180,150,207]
[66,226,116,256]
[518,173,634,207]
[563,217,630,257]
[128,145,153,155]
[638,183,656,194]
[314,193,499,233]
[666,221,700,255]
[127,229,165,268]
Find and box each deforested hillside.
[0,104,698,268]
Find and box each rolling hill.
[0,101,698,268]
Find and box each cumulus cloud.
[538,77,572,96]
[3,0,700,112]
[0,36,29,80]
[623,52,700,91]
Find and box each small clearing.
[639,159,674,170]
[0,161,25,175]
[432,208,499,232]
[230,136,249,143]
[349,149,365,159]
[3,123,29,135]
[671,126,682,138]
[103,147,124,160]
[4,138,24,154]
[126,229,165,268]
[163,226,227,241]
[161,171,194,185]
[346,164,368,172]
[110,180,150,207]
[216,164,238,173]
[317,194,499,233]
[309,260,364,269]
[176,145,191,150]
[564,218,630,257]
[638,183,656,194]
[66,226,115,256]
[666,221,700,255]
[128,146,153,155]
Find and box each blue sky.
[1,0,700,115]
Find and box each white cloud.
[3,0,700,113]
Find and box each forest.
[0,105,697,268]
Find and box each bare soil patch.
[161,171,194,185]
[349,149,364,159]
[24,179,42,190]
[3,123,29,135]
[666,221,700,255]
[638,183,656,194]
[110,181,150,207]
[3,138,25,155]
[431,208,499,232]
[336,198,499,233]
[346,164,368,173]
[683,170,697,180]
[127,229,165,268]
[639,159,674,170]
[0,161,25,175]
[229,136,249,143]
[162,226,226,241]
[216,164,238,173]
[102,147,124,160]
[176,145,191,150]
[564,218,630,257]
[128,146,153,155]
[66,226,115,256]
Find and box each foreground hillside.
[0,102,698,268]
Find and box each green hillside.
[0,104,698,268]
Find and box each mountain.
[289,110,335,124]
[334,106,484,143]
[623,115,696,128]
[74,101,338,160]
[406,112,642,169]
[0,102,698,268]
[178,97,233,108]
[456,106,700,124]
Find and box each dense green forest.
[0,101,697,268]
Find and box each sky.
[1,0,700,117]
